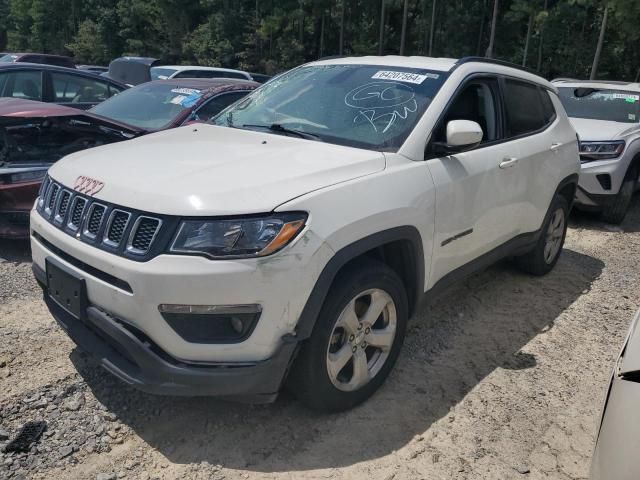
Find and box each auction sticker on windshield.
[612,93,639,102]
[371,70,439,84]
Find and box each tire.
[601,166,638,224]
[288,258,408,412]
[515,194,569,276]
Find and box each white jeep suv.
[554,80,640,223]
[31,56,580,412]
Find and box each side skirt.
[422,229,540,305]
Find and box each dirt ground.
[1,199,640,480]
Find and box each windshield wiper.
[241,123,322,141]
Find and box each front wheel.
[515,195,569,276]
[288,259,408,412]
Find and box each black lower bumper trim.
[36,265,297,400]
[574,185,617,210]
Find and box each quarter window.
[503,79,548,137]
[540,90,557,124]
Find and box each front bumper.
[0,180,41,239]
[34,263,298,400]
[574,186,616,211]
[575,158,629,208]
[0,210,30,239]
[30,209,332,363]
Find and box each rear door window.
[51,72,113,105]
[503,79,548,137]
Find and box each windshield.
[558,87,640,124]
[0,54,18,63]
[150,67,178,80]
[212,64,448,151]
[90,83,203,130]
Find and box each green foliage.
[0,0,637,80]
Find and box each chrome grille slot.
[68,197,87,231]
[83,203,107,239]
[54,190,72,224]
[103,210,131,247]
[37,177,51,209]
[45,183,60,216]
[127,217,161,255]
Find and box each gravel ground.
[1,199,639,480]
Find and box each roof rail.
[551,77,579,83]
[454,56,540,76]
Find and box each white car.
[554,80,640,223]
[31,56,580,411]
[150,65,253,81]
[591,309,640,479]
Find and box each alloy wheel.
[325,288,397,392]
[544,208,565,264]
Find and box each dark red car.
[0,78,258,238]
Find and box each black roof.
[0,62,128,88]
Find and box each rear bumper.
[34,264,298,401]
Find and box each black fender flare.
[294,226,425,340]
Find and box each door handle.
[550,142,562,151]
[499,157,518,169]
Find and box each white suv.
[554,80,640,223]
[31,56,580,412]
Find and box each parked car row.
[0,51,272,83]
[0,76,258,238]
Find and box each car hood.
[49,124,386,216]
[569,117,640,142]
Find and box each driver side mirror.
[432,120,483,155]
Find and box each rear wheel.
[601,166,638,224]
[288,259,408,412]
[516,195,569,276]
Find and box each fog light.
[158,304,261,344]
[230,316,244,334]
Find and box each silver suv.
[554,80,640,224]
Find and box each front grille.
[36,176,169,261]
[128,217,161,254]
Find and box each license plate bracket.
[46,258,87,321]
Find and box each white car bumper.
[30,207,334,398]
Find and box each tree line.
[0,0,638,81]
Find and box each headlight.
[579,140,625,161]
[169,212,307,259]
